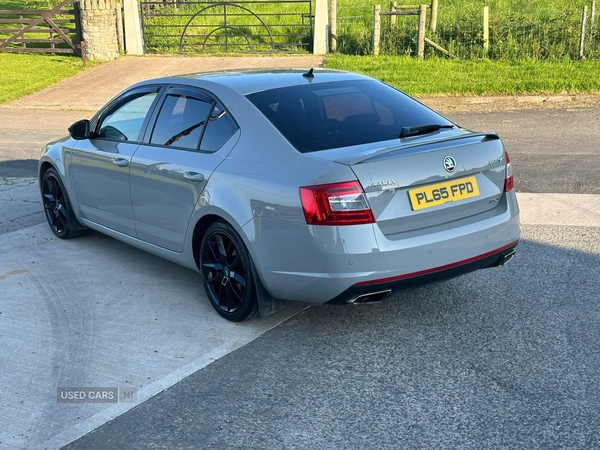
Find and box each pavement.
[0,223,306,449]
[0,56,599,450]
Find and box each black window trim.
[141,84,240,154]
[146,87,214,152]
[91,85,164,145]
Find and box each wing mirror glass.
[68,119,91,140]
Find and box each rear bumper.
[243,190,521,304]
[325,240,518,304]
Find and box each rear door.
[129,87,240,252]
[70,87,161,236]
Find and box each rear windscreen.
[246,80,453,153]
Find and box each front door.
[130,87,240,252]
[70,88,161,236]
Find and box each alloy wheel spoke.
[45,178,53,196]
[217,283,225,307]
[203,262,223,284]
[56,204,67,218]
[55,211,66,228]
[229,254,241,269]
[215,234,227,263]
[230,281,244,301]
[226,239,233,259]
[208,239,220,262]
[44,193,56,204]
[224,283,235,310]
[203,262,223,271]
[231,272,246,288]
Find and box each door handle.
[183,172,205,182]
[113,158,129,167]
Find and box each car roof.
[167,68,374,95]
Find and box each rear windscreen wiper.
[399,124,455,138]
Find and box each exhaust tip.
[500,250,516,266]
[347,289,392,305]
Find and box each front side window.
[246,80,453,153]
[151,94,214,150]
[98,92,157,142]
[199,103,238,152]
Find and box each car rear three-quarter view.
[39,69,520,322]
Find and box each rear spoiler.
[333,132,499,166]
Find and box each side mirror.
[68,119,90,140]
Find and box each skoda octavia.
[39,69,520,321]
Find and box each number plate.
[408,176,480,211]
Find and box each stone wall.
[79,0,119,62]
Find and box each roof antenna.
[302,68,314,79]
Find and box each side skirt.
[79,218,200,273]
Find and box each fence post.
[73,1,82,46]
[430,0,438,33]
[313,0,329,54]
[123,0,144,54]
[417,4,426,59]
[591,1,596,32]
[373,4,381,56]
[330,0,337,51]
[483,5,489,57]
[390,1,396,27]
[115,3,124,53]
[580,5,588,59]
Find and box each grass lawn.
[0,0,91,104]
[0,0,24,8]
[324,56,600,96]
[0,53,88,104]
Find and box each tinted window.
[151,94,213,150]
[200,103,238,152]
[98,92,157,142]
[246,80,453,153]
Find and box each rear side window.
[246,80,453,153]
[200,103,238,152]
[151,94,213,150]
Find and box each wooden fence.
[0,0,81,55]
[373,4,431,58]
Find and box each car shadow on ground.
[0,159,39,178]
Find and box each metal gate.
[140,0,313,54]
[0,0,81,55]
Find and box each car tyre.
[200,221,259,322]
[41,168,90,240]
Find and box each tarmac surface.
[63,225,600,450]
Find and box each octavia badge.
[443,156,456,173]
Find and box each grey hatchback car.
[39,69,520,321]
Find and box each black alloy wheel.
[200,221,258,321]
[42,172,68,236]
[41,168,89,239]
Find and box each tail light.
[504,151,514,192]
[300,181,375,226]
